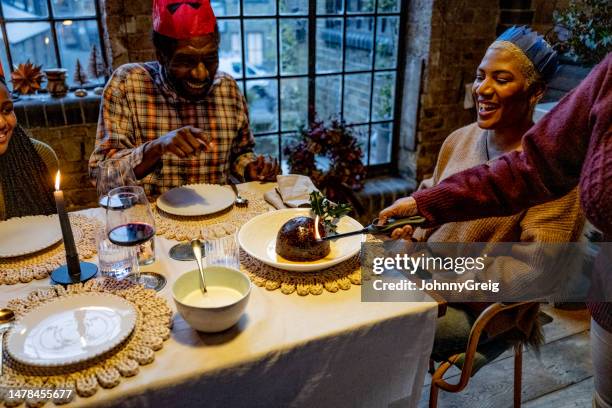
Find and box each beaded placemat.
[0,214,101,286]
[240,242,369,296]
[0,278,172,406]
[154,190,269,241]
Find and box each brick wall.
[400,0,499,181]
[103,0,155,68]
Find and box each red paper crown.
[153,0,216,40]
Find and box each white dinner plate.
[0,215,62,258]
[238,208,364,272]
[6,293,137,367]
[156,184,236,217]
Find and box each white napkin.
[264,175,318,209]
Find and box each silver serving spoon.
[191,239,207,294]
[0,308,15,375]
[230,183,249,207]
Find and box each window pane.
[1,0,48,18]
[52,0,95,18]
[378,0,399,13]
[0,31,12,90]
[281,133,299,174]
[315,75,341,121]
[247,78,278,133]
[280,0,307,15]
[375,16,399,69]
[345,17,373,72]
[212,0,239,16]
[281,77,307,132]
[316,0,343,15]
[7,22,56,70]
[347,0,373,13]
[244,19,277,77]
[316,18,342,74]
[254,135,279,159]
[349,124,369,164]
[56,19,103,86]
[243,0,275,16]
[343,73,371,124]
[370,122,392,164]
[219,19,242,78]
[372,71,395,121]
[280,19,308,75]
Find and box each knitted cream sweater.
[0,139,58,221]
[413,123,585,300]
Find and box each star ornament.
[11,60,44,95]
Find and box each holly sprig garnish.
[309,191,352,234]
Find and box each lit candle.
[54,171,81,277]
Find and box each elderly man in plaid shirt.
[89,0,279,197]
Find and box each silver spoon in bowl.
[0,308,15,375]
[191,239,207,294]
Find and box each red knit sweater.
[413,54,612,330]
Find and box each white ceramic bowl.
[172,267,251,333]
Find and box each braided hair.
[0,122,56,219]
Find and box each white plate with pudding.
[0,215,62,258]
[156,184,235,217]
[237,208,364,272]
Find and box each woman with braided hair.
[0,73,57,220]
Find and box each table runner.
[153,190,268,241]
[0,214,101,286]
[0,278,172,406]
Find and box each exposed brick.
[61,98,85,125]
[44,100,66,127]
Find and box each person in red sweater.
[379,53,611,406]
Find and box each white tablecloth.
[0,182,437,408]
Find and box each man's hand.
[378,197,419,240]
[244,155,280,182]
[156,126,212,158]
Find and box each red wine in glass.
[108,222,155,246]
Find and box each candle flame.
[314,215,322,241]
[55,171,61,191]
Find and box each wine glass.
[97,158,137,209]
[105,186,166,291]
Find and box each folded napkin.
[264,175,318,209]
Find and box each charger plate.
[0,215,62,258]
[6,293,137,367]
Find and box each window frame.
[0,0,108,88]
[219,0,408,174]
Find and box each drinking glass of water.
[97,231,137,280]
[204,236,241,269]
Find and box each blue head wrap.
[496,26,558,82]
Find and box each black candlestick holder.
[51,260,98,285]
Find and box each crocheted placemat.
[154,190,269,241]
[0,214,101,286]
[0,278,172,406]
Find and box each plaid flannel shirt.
[89,62,256,197]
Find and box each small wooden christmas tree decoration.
[88,45,110,94]
[73,58,88,97]
[11,60,44,95]
[88,44,105,78]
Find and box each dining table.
[0,181,438,408]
